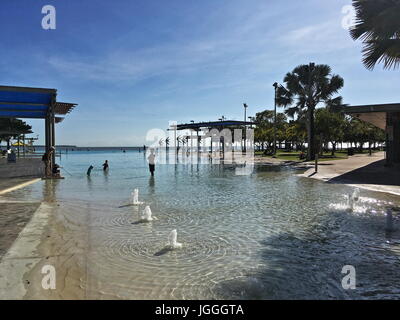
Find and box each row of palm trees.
[254,110,385,156]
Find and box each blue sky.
[1,0,399,146]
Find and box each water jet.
[141,205,154,222]
[168,229,182,249]
[132,188,144,205]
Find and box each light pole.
[273,83,278,156]
[243,103,248,153]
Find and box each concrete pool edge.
[0,178,41,196]
[0,202,52,299]
[297,153,400,197]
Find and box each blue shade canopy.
[0,85,56,119]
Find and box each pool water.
[4,150,400,299]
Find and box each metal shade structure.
[54,102,77,115]
[340,103,400,130]
[172,120,255,156]
[340,103,400,166]
[0,85,77,168]
[176,120,255,130]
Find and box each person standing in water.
[87,165,94,176]
[102,160,109,171]
[42,146,55,177]
[147,149,155,176]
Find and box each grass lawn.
[255,150,349,162]
[255,149,382,162]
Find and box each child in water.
[87,165,94,176]
[102,160,109,171]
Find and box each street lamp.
[273,83,278,156]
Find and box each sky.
[0,0,399,146]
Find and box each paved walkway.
[0,157,44,179]
[300,152,400,196]
[0,176,42,279]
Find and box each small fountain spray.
[352,188,360,202]
[348,188,360,211]
[141,205,154,222]
[168,229,182,249]
[132,188,143,205]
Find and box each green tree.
[254,111,287,152]
[343,117,385,153]
[350,0,400,70]
[315,108,345,156]
[275,113,288,149]
[276,63,344,160]
[254,110,274,151]
[285,120,307,151]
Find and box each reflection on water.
[3,150,400,299]
[103,169,109,184]
[148,176,155,194]
[86,176,93,191]
[42,179,60,203]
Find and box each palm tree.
[350,0,400,70]
[165,137,170,151]
[276,63,344,160]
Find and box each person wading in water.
[147,149,156,176]
[42,147,55,177]
[87,165,94,176]
[102,160,109,171]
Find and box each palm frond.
[350,0,400,69]
[362,38,400,69]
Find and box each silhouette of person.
[102,160,109,171]
[148,149,156,176]
[87,165,94,176]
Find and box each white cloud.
[281,20,355,54]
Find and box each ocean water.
[4,150,400,299]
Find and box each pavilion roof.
[0,85,77,120]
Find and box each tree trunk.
[307,107,316,160]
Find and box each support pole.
[44,116,50,177]
[17,136,20,158]
[197,130,200,156]
[51,114,56,166]
[210,134,213,162]
[273,83,278,156]
[45,117,50,154]
[23,134,26,158]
